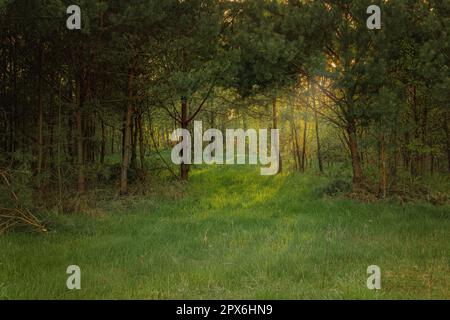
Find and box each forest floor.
[0,165,449,299]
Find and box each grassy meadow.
[0,165,448,299]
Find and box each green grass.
[0,165,449,299]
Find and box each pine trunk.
[137,113,145,170]
[120,70,134,195]
[100,120,106,164]
[312,86,323,173]
[75,80,85,195]
[272,97,282,173]
[180,97,189,181]
[347,121,363,188]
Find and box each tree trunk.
[403,132,411,170]
[57,80,63,208]
[131,116,138,170]
[86,116,96,163]
[120,70,134,195]
[389,126,399,190]
[421,102,428,175]
[301,100,308,172]
[10,36,17,154]
[290,120,300,171]
[411,85,420,176]
[121,113,126,160]
[347,121,364,187]
[312,86,323,173]
[314,110,323,173]
[47,92,55,169]
[111,126,115,155]
[137,113,145,170]
[100,120,106,164]
[75,79,85,195]
[37,47,44,177]
[380,134,387,198]
[444,119,450,174]
[180,96,189,181]
[272,97,282,173]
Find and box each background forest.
[0,0,449,299]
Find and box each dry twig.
[0,170,47,234]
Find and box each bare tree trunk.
[37,46,44,177]
[403,132,411,170]
[111,126,115,155]
[10,36,17,154]
[180,96,189,181]
[314,110,323,173]
[131,116,138,170]
[380,134,387,198]
[290,119,300,171]
[48,92,55,169]
[347,121,364,188]
[67,97,75,163]
[294,123,302,171]
[86,116,96,164]
[301,100,308,172]
[430,151,434,176]
[444,119,450,174]
[272,97,282,173]
[137,113,145,170]
[120,70,134,195]
[75,79,85,195]
[57,80,63,209]
[312,86,323,173]
[301,124,308,172]
[411,85,420,176]
[100,119,106,164]
[37,88,43,176]
[291,140,298,171]
[293,122,302,171]
[121,113,126,160]
[389,126,399,190]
